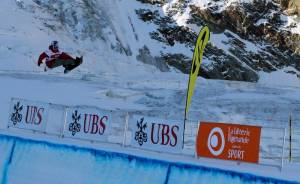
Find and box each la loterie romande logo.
[207,127,225,156]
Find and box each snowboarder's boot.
[63,56,83,74]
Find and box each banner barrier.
[6,97,293,168]
[63,106,112,142]
[196,122,261,163]
[8,98,49,132]
[129,115,183,153]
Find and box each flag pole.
[183,26,210,149]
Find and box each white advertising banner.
[8,98,49,132]
[129,115,183,154]
[63,106,112,142]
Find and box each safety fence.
[5,97,299,170]
[8,98,184,154]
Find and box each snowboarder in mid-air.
[37,41,83,73]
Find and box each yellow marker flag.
[184,26,210,119]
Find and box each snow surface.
[0,68,300,180]
[283,15,300,35]
[259,68,300,87]
[0,134,299,184]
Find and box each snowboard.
[63,56,83,74]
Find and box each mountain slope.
[140,0,300,81]
[1,0,299,83]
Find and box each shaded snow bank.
[258,67,300,87]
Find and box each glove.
[38,60,42,66]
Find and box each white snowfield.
[0,0,300,183]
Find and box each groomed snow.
[0,134,299,183]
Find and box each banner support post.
[289,113,292,162]
[183,114,187,149]
[122,112,129,147]
[281,128,286,171]
[61,106,68,138]
[194,122,200,159]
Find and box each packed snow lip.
[0,134,298,184]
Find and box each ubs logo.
[69,110,81,136]
[135,117,148,146]
[10,101,45,126]
[68,110,108,136]
[207,127,225,156]
[11,102,23,125]
[134,117,180,147]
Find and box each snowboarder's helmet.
[50,41,59,50]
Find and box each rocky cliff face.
[134,0,300,82]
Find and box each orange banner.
[196,122,261,163]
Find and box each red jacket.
[37,46,62,66]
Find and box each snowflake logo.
[69,110,81,136]
[10,102,23,125]
[135,117,147,146]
